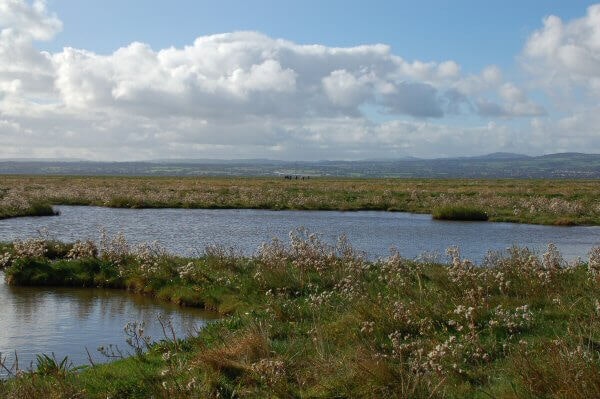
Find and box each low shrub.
[432,205,488,221]
[26,201,58,217]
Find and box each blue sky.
[45,0,595,73]
[1,0,600,160]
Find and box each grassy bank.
[1,234,600,398]
[1,176,600,225]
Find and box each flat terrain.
[1,177,599,397]
[1,175,600,225]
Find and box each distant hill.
[1,153,600,178]
[469,152,532,160]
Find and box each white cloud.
[523,4,600,96]
[0,1,56,99]
[475,83,546,117]
[0,0,595,161]
[437,61,461,79]
[46,32,485,120]
[322,69,372,108]
[454,65,502,95]
[0,0,61,40]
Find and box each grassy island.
[1,233,600,398]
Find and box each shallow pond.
[0,272,217,376]
[1,205,599,262]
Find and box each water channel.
[1,206,598,262]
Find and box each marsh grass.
[0,200,57,220]
[1,233,600,398]
[35,354,75,377]
[26,201,58,217]
[1,176,599,225]
[432,205,488,221]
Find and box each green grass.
[432,205,489,221]
[1,235,600,398]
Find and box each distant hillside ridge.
[1,153,599,178]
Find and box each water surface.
[1,205,599,262]
[0,273,216,376]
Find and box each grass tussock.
[432,205,488,221]
[1,233,600,398]
[26,201,58,217]
[1,175,600,225]
[0,200,58,220]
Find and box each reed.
[1,233,599,398]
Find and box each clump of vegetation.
[1,232,600,398]
[0,200,57,220]
[432,205,488,221]
[26,201,59,217]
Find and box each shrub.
[432,205,488,221]
[27,201,58,217]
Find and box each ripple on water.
[0,206,599,262]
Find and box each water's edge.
[0,271,218,376]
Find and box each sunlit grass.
[1,233,600,398]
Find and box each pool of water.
[0,272,217,376]
[1,206,599,262]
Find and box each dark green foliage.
[432,205,489,221]
[0,200,58,220]
[27,201,58,217]
[5,258,120,287]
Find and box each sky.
[0,0,599,160]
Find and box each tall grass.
[1,234,600,398]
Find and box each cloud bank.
[0,0,597,160]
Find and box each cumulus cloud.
[47,31,490,120]
[0,0,56,99]
[381,82,444,118]
[476,83,546,117]
[322,69,373,108]
[523,4,600,96]
[0,0,61,40]
[0,0,594,160]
